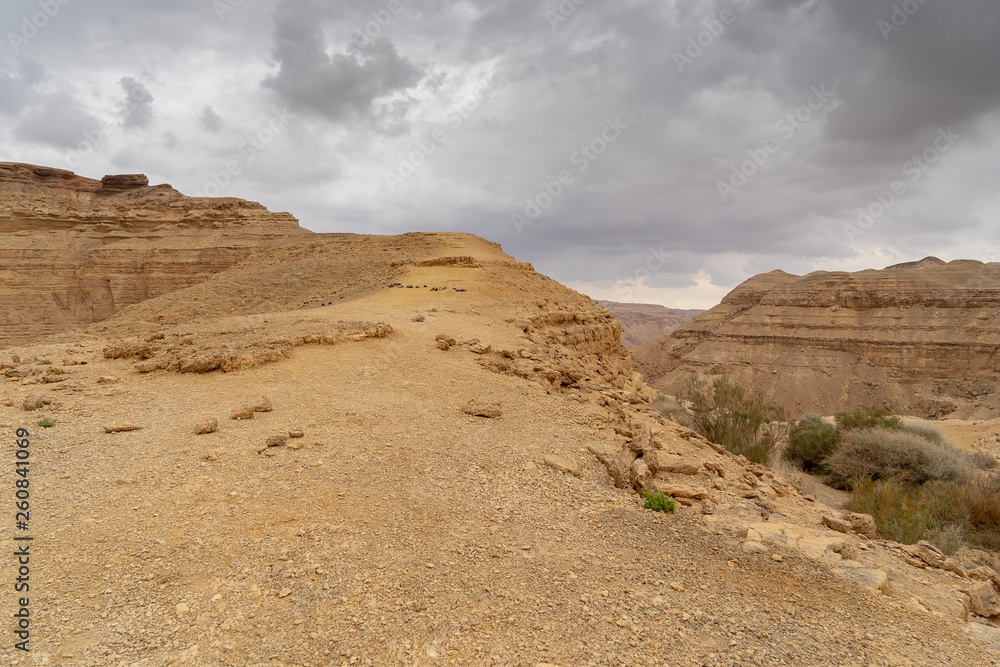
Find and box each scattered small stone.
[96,376,120,384]
[22,396,53,411]
[194,418,218,435]
[412,315,425,322]
[772,554,783,562]
[437,340,451,351]
[524,462,538,473]
[253,396,273,413]
[288,441,304,450]
[462,400,502,418]
[266,435,288,448]
[278,588,292,598]
[288,429,304,438]
[435,334,457,346]
[231,406,255,420]
[103,423,143,433]
[669,582,684,592]
[176,603,190,615]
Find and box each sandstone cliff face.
[597,301,703,349]
[0,162,314,348]
[635,259,1000,419]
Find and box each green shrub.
[783,415,840,473]
[644,491,676,513]
[835,405,903,431]
[848,478,969,553]
[826,427,970,489]
[37,417,56,428]
[961,472,1000,551]
[680,378,787,465]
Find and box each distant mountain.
[597,301,704,349]
[634,259,1000,420]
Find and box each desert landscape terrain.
[2,164,1000,666]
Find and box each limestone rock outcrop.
[635,258,1000,419]
[0,162,314,348]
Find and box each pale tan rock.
[231,406,255,420]
[288,429,304,438]
[544,455,581,477]
[103,422,143,433]
[833,567,890,594]
[968,581,1000,618]
[194,418,218,435]
[253,396,274,413]
[653,482,715,502]
[942,558,970,578]
[970,566,998,581]
[437,340,451,351]
[461,401,501,418]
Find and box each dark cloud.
[119,76,154,129]
[261,0,423,125]
[1,0,999,307]
[199,105,224,133]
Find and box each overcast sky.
[2,0,999,308]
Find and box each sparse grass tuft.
[37,417,56,428]
[644,491,676,513]
[848,478,969,553]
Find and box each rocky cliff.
[635,258,1000,419]
[597,301,703,348]
[0,162,314,348]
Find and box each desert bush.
[643,491,676,513]
[961,471,1000,551]
[680,378,787,465]
[967,451,999,471]
[783,415,840,473]
[901,424,944,444]
[37,417,56,428]
[848,478,969,553]
[835,405,903,431]
[826,427,970,489]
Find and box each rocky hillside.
[597,301,703,348]
[2,231,1000,664]
[635,258,1000,420]
[0,162,314,348]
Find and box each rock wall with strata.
[635,257,1000,419]
[0,162,314,348]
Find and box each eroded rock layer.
[635,258,1000,419]
[0,162,314,348]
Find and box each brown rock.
[253,396,273,413]
[194,418,218,435]
[435,334,457,346]
[265,435,288,448]
[231,406,255,420]
[967,580,1000,618]
[22,396,52,411]
[437,340,451,351]
[104,423,143,433]
[288,430,304,438]
[461,401,501,418]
